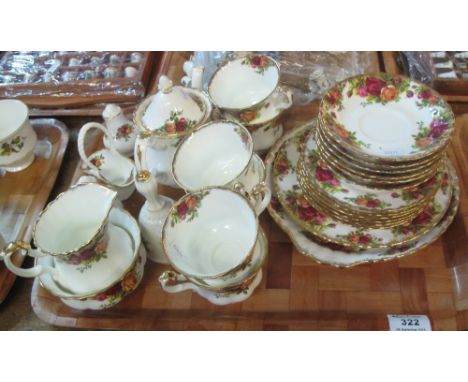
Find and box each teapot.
[133,75,212,187]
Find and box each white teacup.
[172,120,271,205]
[208,54,280,112]
[162,187,267,282]
[0,99,37,172]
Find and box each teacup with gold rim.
[172,120,271,204]
[0,183,135,296]
[161,187,269,292]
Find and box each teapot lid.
[140,75,206,136]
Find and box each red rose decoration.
[251,56,261,66]
[95,293,107,301]
[298,206,319,222]
[419,176,436,189]
[365,77,386,96]
[412,211,432,225]
[418,89,432,99]
[315,166,334,183]
[358,234,371,244]
[366,199,380,208]
[176,118,186,132]
[177,202,188,219]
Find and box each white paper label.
[387,314,431,331]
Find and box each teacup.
[162,187,268,284]
[0,183,129,296]
[208,53,280,113]
[0,99,37,172]
[78,122,136,200]
[172,120,271,204]
[36,207,145,310]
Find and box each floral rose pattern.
[239,110,260,123]
[160,110,197,135]
[59,235,109,273]
[0,136,25,156]
[305,149,348,193]
[414,85,446,109]
[170,190,210,227]
[440,172,450,195]
[344,193,391,209]
[391,202,441,236]
[90,153,105,169]
[273,150,293,181]
[336,229,383,250]
[241,54,272,75]
[234,126,250,148]
[283,188,334,231]
[115,124,134,141]
[412,111,452,150]
[343,74,411,106]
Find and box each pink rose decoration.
[365,77,386,96]
[358,86,368,97]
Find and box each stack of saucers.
[295,73,456,229]
[269,73,458,259]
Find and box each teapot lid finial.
[158,75,173,94]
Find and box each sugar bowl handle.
[0,241,56,279]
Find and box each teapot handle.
[0,241,56,279]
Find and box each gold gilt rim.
[171,120,254,191]
[272,131,454,250]
[207,54,281,113]
[314,144,443,190]
[161,185,260,280]
[133,88,211,139]
[296,159,432,225]
[318,73,456,162]
[185,227,268,292]
[298,150,444,214]
[317,117,449,169]
[314,135,442,184]
[297,158,436,218]
[265,120,460,268]
[32,183,117,257]
[315,123,445,175]
[37,208,142,300]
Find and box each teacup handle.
[159,270,195,293]
[271,86,293,112]
[235,182,271,216]
[78,122,112,177]
[0,241,57,279]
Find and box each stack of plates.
[316,73,454,189]
[294,73,456,228]
[267,73,459,258]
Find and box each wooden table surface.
[0,51,465,330]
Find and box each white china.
[0,99,38,172]
[265,120,460,267]
[0,183,137,296]
[320,74,455,160]
[37,207,145,310]
[248,120,284,154]
[172,120,270,205]
[160,269,262,306]
[272,120,452,250]
[208,54,280,111]
[135,170,174,264]
[78,122,136,201]
[102,104,137,157]
[162,187,268,282]
[133,75,212,187]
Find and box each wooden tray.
[28,52,468,330]
[0,119,69,303]
[0,52,165,116]
[382,51,468,115]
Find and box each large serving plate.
[267,120,460,266]
[319,73,455,161]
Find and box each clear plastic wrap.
[397,52,434,84]
[0,51,151,107]
[191,51,374,105]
